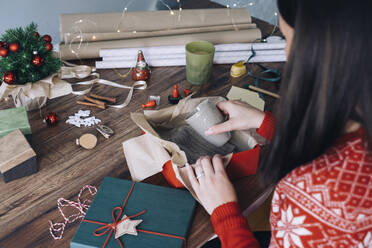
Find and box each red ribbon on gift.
[82,182,186,248]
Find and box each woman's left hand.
[186,155,238,215]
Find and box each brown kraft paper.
[59,28,262,60]
[122,96,264,202]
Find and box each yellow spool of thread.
[230,60,247,78]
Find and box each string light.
[65,0,280,60]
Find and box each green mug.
[186,41,215,85]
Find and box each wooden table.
[0,10,283,248]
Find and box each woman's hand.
[205,100,265,135]
[186,155,237,215]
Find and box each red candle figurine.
[168,84,182,104]
[142,100,156,109]
[183,89,192,97]
[132,50,150,81]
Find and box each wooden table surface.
[0,6,283,248]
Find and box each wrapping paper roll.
[96,54,287,69]
[63,23,257,43]
[60,8,253,42]
[99,42,286,58]
[59,29,262,60]
[102,50,286,61]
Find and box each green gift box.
[71,177,197,248]
[0,107,31,139]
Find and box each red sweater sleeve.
[257,111,275,141]
[226,112,276,180]
[210,202,260,248]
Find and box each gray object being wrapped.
[158,125,236,164]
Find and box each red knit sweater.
[210,112,372,247]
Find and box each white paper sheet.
[99,42,286,58]
[96,54,286,69]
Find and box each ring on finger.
[196,171,205,180]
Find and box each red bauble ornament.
[45,42,53,52]
[9,42,20,52]
[2,42,7,47]
[0,47,8,57]
[35,32,40,38]
[2,72,16,84]
[0,41,2,47]
[32,55,44,67]
[44,112,59,126]
[43,34,52,43]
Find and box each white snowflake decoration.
[66,110,101,127]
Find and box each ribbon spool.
[230,60,247,78]
[245,47,282,99]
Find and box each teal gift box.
[0,107,31,139]
[71,177,197,248]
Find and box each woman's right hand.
[205,100,265,135]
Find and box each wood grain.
[0,5,283,248]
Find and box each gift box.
[0,107,31,140]
[0,129,37,183]
[71,177,197,248]
[122,96,268,199]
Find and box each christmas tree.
[0,23,62,85]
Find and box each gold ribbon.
[0,61,145,110]
[60,61,147,109]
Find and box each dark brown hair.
[259,0,372,185]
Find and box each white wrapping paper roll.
[96,54,286,69]
[99,42,286,58]
[102,50,286,61]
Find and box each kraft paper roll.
[59,29,262,60]
[63,23,257,43]
[95,54,287,68]
[60,8,253,41]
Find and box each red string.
[49,185,97,240]
[138,229,186,248]
[82,182,186,248]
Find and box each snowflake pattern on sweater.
[270,129,372,248]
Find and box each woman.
[186,0,372,247]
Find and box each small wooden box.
[0,129,37,183]
[0,107,32,139]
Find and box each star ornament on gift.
[115,215,143,239]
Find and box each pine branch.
[0,23,61,85]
